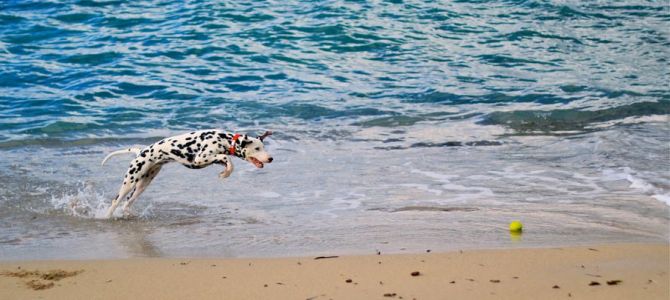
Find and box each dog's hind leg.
[122,165,163,216]
[106,157,150,218]
[106,182,134,219]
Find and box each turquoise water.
[0,1,668,259]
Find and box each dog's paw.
[219,171,232,179]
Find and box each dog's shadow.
[108,219,163,257]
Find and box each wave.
[478,100,669,133]
[1,0,668,146]
[399,90,576,105]
[602,168,670,206]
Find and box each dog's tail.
[101,147,143,166]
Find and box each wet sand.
[1,243,667,300]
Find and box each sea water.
[0,0,668,260]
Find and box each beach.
[1,243,667,300]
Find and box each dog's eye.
[254,147,260,151]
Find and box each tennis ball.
[509,220,523,232]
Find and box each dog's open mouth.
[249,157,264,168]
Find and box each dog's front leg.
[216,154,234,179]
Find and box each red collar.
[229,134,241,155]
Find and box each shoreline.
[1,243,667,299]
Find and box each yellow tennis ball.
[509,221,523,232]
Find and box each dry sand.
[1,243,667,300]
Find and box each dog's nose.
[268,157,273,163]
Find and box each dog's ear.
[258,131,272,141]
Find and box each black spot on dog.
[184,164,205,169]
[180,140,196,149]
[170,149,185,159]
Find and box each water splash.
[48,182,153,219]
[49,183,107,218]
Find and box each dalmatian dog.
[101,130,273,219]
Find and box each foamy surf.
[602,168,670,206]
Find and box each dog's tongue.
[250,157,264,168]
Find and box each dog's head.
[239,131,273,168]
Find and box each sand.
[1,243,667,300]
